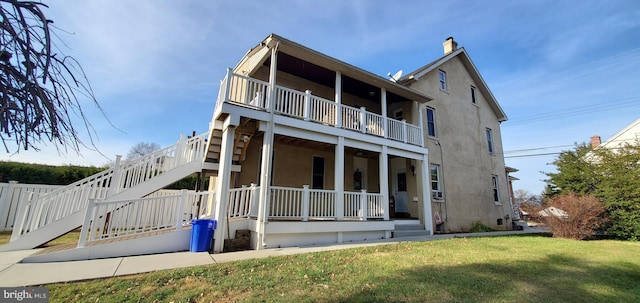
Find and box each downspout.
[256,40,280,249]
[436,140,448,231]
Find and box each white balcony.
[215,71,424,147]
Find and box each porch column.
[379,146,390,221]
[417,102,425,147]
[335,136,345,220]
[418,153,434,235]
[212,119,236,253]
[380,146,391,239]
[335,71,342,128]
[256,41,279,249]
[381,88,387,138]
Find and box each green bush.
[0,161,106,185]
[470,221,497,233]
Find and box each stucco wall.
[236,134,382,193]
[408,56,512,232]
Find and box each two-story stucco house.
[2,34,513,262]
[397,37,512,232]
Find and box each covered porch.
[208,34,434,252]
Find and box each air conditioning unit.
[432,191,444,200]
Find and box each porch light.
[410,165,416,176]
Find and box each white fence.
[78,190,214,247]
[216,71,424,146]
[0,182,63,231]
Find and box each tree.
[0,0,107,153]
[545,142,640,240]
[544,143,598,197]
[126,142,161,160]
[514,189,542,206]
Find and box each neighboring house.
[0,34,512,262]
[590,118,640,150]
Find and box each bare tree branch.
[0,0,111,153]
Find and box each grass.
[0,230,80,247]
[43,235,640,303]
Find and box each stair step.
[394,224,425,231]
[392,230,431,238]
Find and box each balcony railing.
[216,70,424,146]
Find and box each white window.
[426,107,436,137]
[492,175,500,203]
[486,128,494,153]
[471,86,477,104]
[438,70,447,91]
[430,164,440,191]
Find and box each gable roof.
[235,33,434,104]
[599,118,640,149]
[398,48,508,122]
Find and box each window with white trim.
[486,128,494,153]
[438,70,447,91]
[471,85,477,104]
[492,175,500,203]
[426,107,437,137]
[430,164,441,191]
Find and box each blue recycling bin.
[190,219,217,252]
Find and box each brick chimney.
[443,37,457,55]
[590,135,601,148]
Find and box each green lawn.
[45,235,640,303]
[0,230,80,247]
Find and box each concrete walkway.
[0,229,546,287]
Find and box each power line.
[505,96,640,126]
[504,152,562,159]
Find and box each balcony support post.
[381,88,388,139]
[304,90,311,121]
[335,71,342,128]
[360,107,367,134]
[335,136,345,220]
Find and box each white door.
[392,169,409,213]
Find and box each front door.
[392,169,409,216]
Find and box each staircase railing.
[11,133,208,241]
[78,190,214,247]
[113,133,208,193]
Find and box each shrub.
[470,221,497,233]
[529,193,606,240]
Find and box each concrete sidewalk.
[0,229,545,287]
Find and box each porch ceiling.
[265,51,419,105]
[275,134,334,153]
[274,135,379,159]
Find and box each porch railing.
[228,185,259,219]
[269,185,382,221]
[216,71,423,146]
[78,190,213,247]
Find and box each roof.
[599,118,640,149]
[235,34,434,104]
[398,48,508,122]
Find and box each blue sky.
[2,0,640,195]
